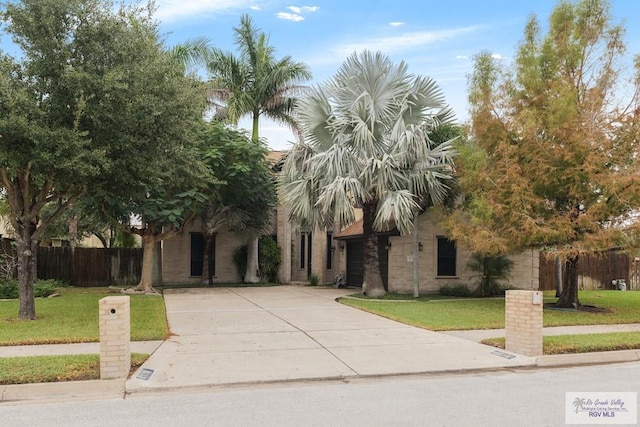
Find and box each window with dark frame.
[208,234,216,278]
[326,232,333,270]
[300,233,306,269]
[190,233,205,277]
[437,236,457,277]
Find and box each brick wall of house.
[386,214,539,294]
[161,218,243,284]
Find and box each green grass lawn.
[340,290,640,331]
[0,287,168,345]
[483,332,640,355]
[0,353,149,385]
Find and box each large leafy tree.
[88,31,210,292]
[0,53,85,318]
[1,0,209,316]
[202,14,311,283]
[444,0,640,308]
[281,51,456,297]
[0,0,112,319]
[200,121,277,285]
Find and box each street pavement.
[1,285,640,404]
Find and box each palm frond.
[374,190,420,234]
[281,50,456,233]
[169,36,212,74]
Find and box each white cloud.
[277,12,304,21]
[334,26,480,56]
[389,22,405,27]
[491,53,503,60]
[250,5,261,10]
[155,0,263,22]
[455,55,470,59]
[279,5,318,21]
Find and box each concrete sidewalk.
[2,285,640,404]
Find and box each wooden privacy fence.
[37,247,143,286]
[539,251,634,291]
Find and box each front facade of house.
[163,205,539,293]
[162,217,245,284]
[161,151,539,291]
[383,213,539,293]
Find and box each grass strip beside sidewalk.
[339,290,640,331]
[0,353,149,385]
[0,287,168,345]
[482,332,640,355]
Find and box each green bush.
[308,273,320,286]
[0,280,18,299]
[466,253,514,297]
[439,284,474,298]
[35,279,67,289]
[232,236,282,283]
[113,229,138,248]
[0,279,64,299]
[34,281,59,298]
[258,237,281,283]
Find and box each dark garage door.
[346,237,389,290]
[346,241,363,287]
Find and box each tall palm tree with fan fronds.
[281,51,456,297]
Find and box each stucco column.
[276,205,292,283]
[311,226,326,283]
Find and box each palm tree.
[168,36,213,76]
[466,253,514,297]
[281,51,456,297]
[203,15,310,282]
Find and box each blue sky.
[154,1,640,149]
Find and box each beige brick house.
[161,151,540,292]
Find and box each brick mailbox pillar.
[505,290,543,357]
[99,296,131,379]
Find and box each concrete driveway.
[126,286,534,392]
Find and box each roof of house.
[335,220,363,239]
[334,219,401,240]
[266,150,287,164]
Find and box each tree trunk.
[204,234,214,286]
[557,254,579,308]
[412,214,420,298]
[244,237,260,283]
[17,220,38,320]
[554,255,562,298]
[362,201,385,297]
[135,234,158,292]
[95,232,109,248]
[68,216,78,286]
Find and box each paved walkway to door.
[126,286,534,392]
